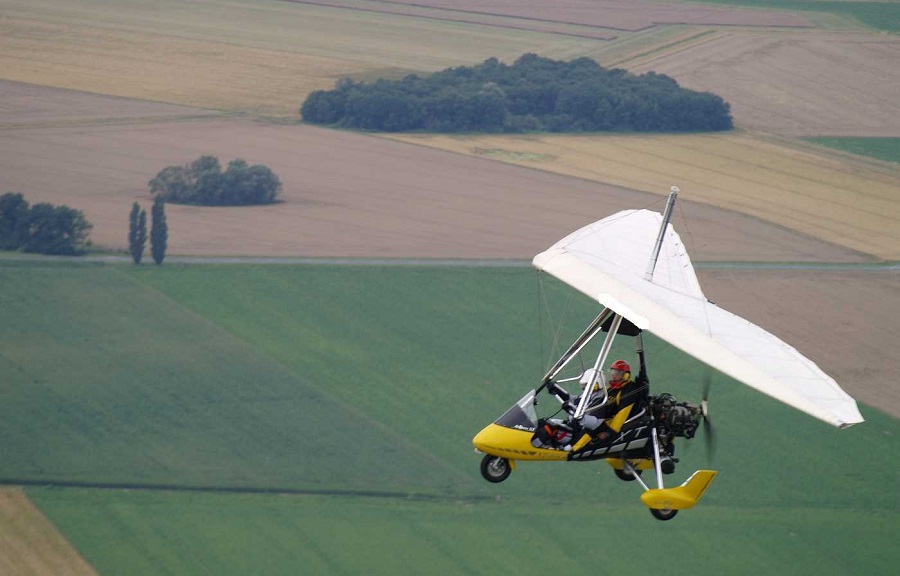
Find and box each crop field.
[0,0,613,118]
[690,0,900,33]
[806,137,900,164]
[386,131,900,260]
[0,262,896,575]
[29,483,898,576]
[1,0,898,573]
[0,488,98,576]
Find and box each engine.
[651,393,701,439]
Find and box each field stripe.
[0,488,98,576]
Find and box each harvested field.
[0,0,611,117]
[296,0,813,31]
[0,86,878,262]
[0,488,98,576]
[0,0,895,140]
[386,132,900,260]
[698,268,900,417]
[626,30,900,137]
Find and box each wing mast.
[645,186,680,281]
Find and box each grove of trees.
[301,54,733,133]
[0,192,93,255]
[149,156,282,206]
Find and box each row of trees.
[0,192,93,255]
[129,196,168,264]
[149,156,282,206]
[301,54,733,133]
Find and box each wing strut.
[573,314,622,420]
[538,307,614,393]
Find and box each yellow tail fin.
[640,470,717,511]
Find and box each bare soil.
[698,268,900,418]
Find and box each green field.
[2,262,898,575]
[693,0,900,33]
[806,137,900,164]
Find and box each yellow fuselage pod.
[606,458,655,471]
[640,470,717,511]
[472,423,568,462]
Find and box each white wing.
[533,209,863,428]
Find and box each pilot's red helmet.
[608,360,631,388]
[610,359,631,373]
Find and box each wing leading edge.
[533,210,864,428]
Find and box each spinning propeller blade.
[701,370,716,462]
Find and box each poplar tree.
[150,195,168,265]
[128,202,147,264]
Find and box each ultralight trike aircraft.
[472,188,864,521]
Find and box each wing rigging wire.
[535,197,670,383]
[536,268,576,379]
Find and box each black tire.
[614,467,642,482]
[650,508,678,521]
[480,454,511,483]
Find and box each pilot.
[546,359,649,447]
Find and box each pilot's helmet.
[608,359,631,388]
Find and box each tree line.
[149,156,282,206]
[0,192,92,255]
[301,53,733,133]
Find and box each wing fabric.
[533,210,864,428]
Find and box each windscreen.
[494,390,538,431]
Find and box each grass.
[28,487,898,576]
[805,137,900,165]
[0,263,466,494]
[2,262,898,574]
[688,0,900,33]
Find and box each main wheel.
[650,508,678,521]
[480,454,511,483]
[614,467,642,482]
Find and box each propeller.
[700,370,716,462]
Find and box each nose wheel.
[480,454,511,483]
